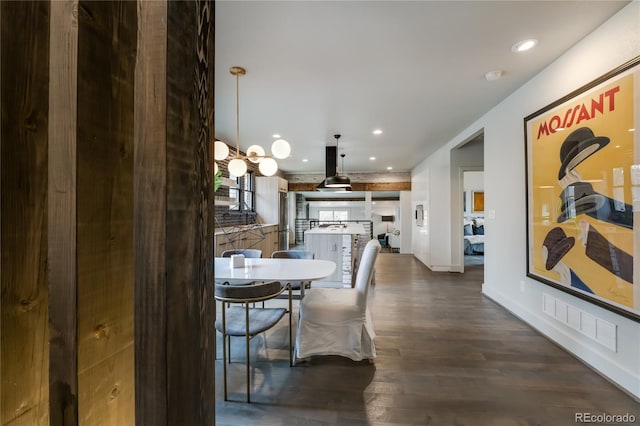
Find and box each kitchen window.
[229,172,255,211]
[318,210,348,221]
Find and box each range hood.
[316,145,352,192]
[316,135,352,192]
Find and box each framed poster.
[472,191,484,213]
[525,56,640,322]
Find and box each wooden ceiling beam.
[288,181,411,192]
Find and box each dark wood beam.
[288,181,411,192]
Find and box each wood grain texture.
[76,1,136,424]
[165,0,215,423]
[288,181,412,192]
[134,0,168,424]
[48,3,78,423]
[1,2,51,424]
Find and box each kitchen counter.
[305,223,366,235]
[213,223,279,257]
[214,223,277,236]
[304,223,366,286]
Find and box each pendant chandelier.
[213,66,291,177]
[325,134,351,188]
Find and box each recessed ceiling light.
[302,158,308,162]
[484,70,503,81]
[373,129,383,135]
[386,166,393,170]
[369,156,376,160]
[512,39,538,52]
[272,134,281,138]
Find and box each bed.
[463,218,484,255]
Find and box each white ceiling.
[214,1,628,175]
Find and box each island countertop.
[304,223,366,235]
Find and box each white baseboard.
[482,284,640,401]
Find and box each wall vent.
[542,293,617,352]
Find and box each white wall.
[410,2,640,398]
[399,191,412,253]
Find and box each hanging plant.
[214,169,222,192]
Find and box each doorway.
[450,130,484,275]
[463,171,484,267]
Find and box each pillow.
[463,224,473,236]
[473,218,484,227]
[473,225,485,235]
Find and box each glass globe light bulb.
[214,141,229,161]
[246,144,265,163]
[228,158,247,177]
[271,139,291,159]
[258,157,278,176]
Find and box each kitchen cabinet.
[304,223,366,286]
[214,223,279,258]
[256,176,289,250]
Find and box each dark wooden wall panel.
[1,2,51,424]
[165,0,215,423]
[2,1,215,424]
[48,1,79,424]
[76,0,136,424]
[134,0,168,424]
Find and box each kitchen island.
[304,223,367,286]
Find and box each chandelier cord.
[235,71,240,157]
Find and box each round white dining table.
[214,257,336,298]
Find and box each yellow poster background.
[527,73,636,309]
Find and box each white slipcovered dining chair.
[295,239,381,362]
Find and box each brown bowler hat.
[542,227,575,270]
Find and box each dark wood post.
[1,1,53,424]
[1,1,215,424]
[134,0,215,423]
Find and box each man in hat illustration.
[541,227,593,294]
[578,219,633,285]
[556,127,632,229]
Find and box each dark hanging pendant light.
[325,134,352,188]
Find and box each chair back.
[221,248,262,258]
[214,280,284,303]
[271,250,314,260]
[354,239,381,309]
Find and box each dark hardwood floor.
[215,253,640,425]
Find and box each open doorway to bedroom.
[451,129,484,274]
[463,171,484,266]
